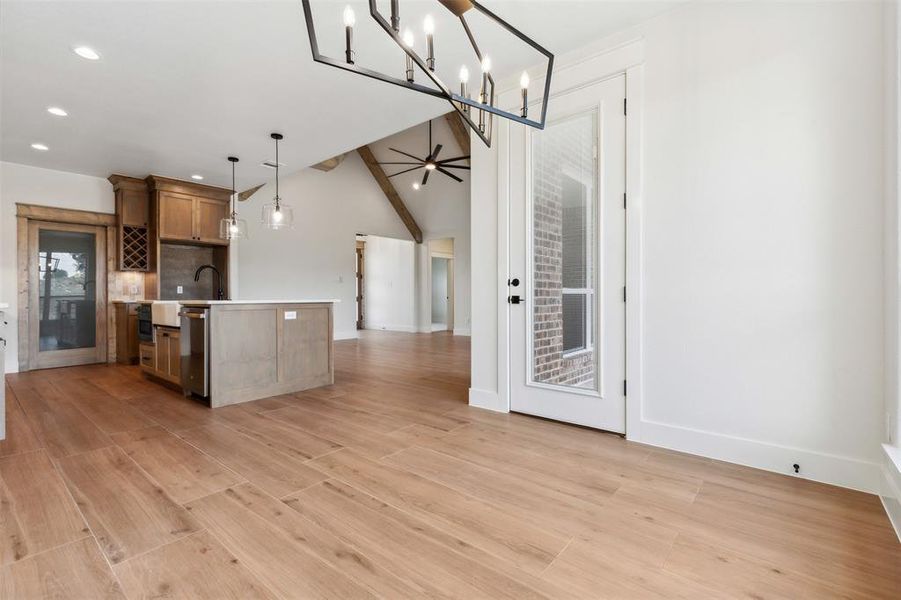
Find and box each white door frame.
[497,39,645,440]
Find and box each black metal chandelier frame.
[300,0,554,147]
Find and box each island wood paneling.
[207,302,333,407]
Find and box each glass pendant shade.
[262,199,294,230]
[219,213,248,240]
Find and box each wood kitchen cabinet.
[109,175,151,271]
[114,302,140,364]
[149,177,229,246]
[145,325,180,385]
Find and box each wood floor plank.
[126,393,220,432]
[0,537,126,600]
[60,379,154,434]
[0,450,89,566]
[177,423,327,498]
[185,487,378,600]
[111,426,244,504]
[216,482,428,598]
[10,379,113,459]
[290,394,413,433]
[287,479,568,600]
[57,445,200,564]
[662,534,853,599]
[385,445,680,544]
[542,538,713,599]
[0,385,43,458]
[212,406,341,460]
[113,530,276,600]
[264,405,406,459]
[309,448,569,573]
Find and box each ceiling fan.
[379,120,470,187]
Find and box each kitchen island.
[145,300,337,408]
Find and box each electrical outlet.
[338,275,344,283]
[176,285,183,294]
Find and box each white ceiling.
[0,0,680,189]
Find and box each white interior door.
[509,75,626,432]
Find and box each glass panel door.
[29,221,106,369]
[530,110,599,391]
[509,74,626,432]
[38,229,98,351]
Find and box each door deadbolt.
[508,278,520,287]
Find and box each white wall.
[234,152,411,339]
[472,1,889,491]
[0,161,114,373]
[364,235,416,332]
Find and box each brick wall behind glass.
[532,116,595,388]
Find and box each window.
[561,173,593,355]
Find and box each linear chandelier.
[300,0,554,147]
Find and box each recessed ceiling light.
[73,46,101,60]
[191,174,204,181]
[47,107,68,117]
[31,143,49,151]
[412,182,420,190]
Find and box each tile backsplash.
[159,244,215,300]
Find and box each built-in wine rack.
[121,225,149,271]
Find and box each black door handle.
[508,295,522,304]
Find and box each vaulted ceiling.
[0,1,680,188]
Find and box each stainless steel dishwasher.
[179,306,210,399]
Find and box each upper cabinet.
[109,175,150,271]
[146,176,231,246]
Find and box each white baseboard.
[881,444,901,542]
[468,387,506,412]
[636,419,882,494]
[453,327,471,336]
[364,324,418,333]
[431,323,448,332]
[334,330,359,341]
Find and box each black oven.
[136,304,153,342]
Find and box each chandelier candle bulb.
[479,56,491,104]
[459,65,470,113]
[403,29,415,82]
[343,5,355,64]
[391,0,399,31]
[424,15,435,71]
[520,71,529,118]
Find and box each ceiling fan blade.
[436,167,464,182]
[387,166,423,177]
[438,164,471,170]
[422,169,430,186]
[437,155,471,164]
[389,147,425,162]
[431,144,443,160]
[376,161,422,165]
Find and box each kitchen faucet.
[194,264,224,300]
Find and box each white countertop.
[0,303,8,309]
[175,299,340,305]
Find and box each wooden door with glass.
[28,221,107,369]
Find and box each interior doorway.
[429,238,455,333]
[355,236,365,330]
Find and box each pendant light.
[262,132,294,229]
[220,156,248,240]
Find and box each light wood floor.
[1,331,898,599]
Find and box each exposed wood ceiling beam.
[356,145,423,244]
[444,112,471,165]
[311,153,348,172]
[237,184,264,202]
